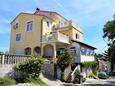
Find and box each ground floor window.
[25,47,31,55]
[34,47,41,55]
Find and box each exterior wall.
[51,13,69,28]
[57,66,71,79]
[41,42,56,58]
[81,67,92,77]
[42,18,54,35]
[35,11,69,28]
[59,27,83,42]
[10,13,43,54]
[72,28,83,42]
[59,29,73,39]
[68,42,95,63]
[80,55,95,62]
[68,42,81,63]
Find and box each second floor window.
[76,33,80,39]
[46,21,50,27]
[26,21,33,32]
[16,33,21,41]
[16,23,19,28]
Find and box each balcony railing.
[42,32,70,44]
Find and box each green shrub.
[73,70,86,84]
[0,77,16,86]
[75,70,80,75]
[112,71,115,76]
[57,49,72,81]
[13,55,43,82]
[80,61,98,75]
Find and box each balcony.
[57,20,82,33]
[42,32,70,44]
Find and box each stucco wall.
[81,55,95,62]
[68,42,81,63]
[72,28,83,42]
[10,13,43,54]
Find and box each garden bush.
[13,55,43,82]
[0,77,16,86]
[73,70,86,84]
[112,71,115,76]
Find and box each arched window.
[34,47,41,55]
[43,45,54,58]
[25,47,31,55]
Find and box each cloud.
[0,47,9,52]
[0,24,10,34]
[52,0,68,12]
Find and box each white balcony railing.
[42,32,70,44]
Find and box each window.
[76,33,80,39]
[46,21,50,27]
[90,50,94,56]
[86,49,89,55]
[80,47,86,55]
[16,23,19,28]
[16,33,21,41]
[15,49,21,55]
[70,47,76,55]
[59,21,63,27]
[26,21,33,32]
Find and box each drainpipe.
[40,17,44,56]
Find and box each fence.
[0,54,30,65]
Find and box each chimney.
[36,8,40,11]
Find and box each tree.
[57,49,72,81]
[103,19,115,72]
[0,51,3,54]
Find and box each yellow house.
[10,10,82,54]
[10,9,96,79]
[10,9,95,63]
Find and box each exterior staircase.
[66,65,78,82]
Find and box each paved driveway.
[62,77,115,86]
[83,77,115,86]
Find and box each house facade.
[10,9,96,79]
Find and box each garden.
[0,55,48,86]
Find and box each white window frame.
[15,33,21,42]
[26,21,33,32]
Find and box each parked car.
[98,72,109,79]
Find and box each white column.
[53,43,57,63]
[2,55,5,64]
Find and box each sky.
[0,0,115,53]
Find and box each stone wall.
[0,64,14,77]
[42,63,55,78]
[57,66,71,79]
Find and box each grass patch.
[0,77,16,86]
[28,78,48,86]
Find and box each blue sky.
[0,0,115,53]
